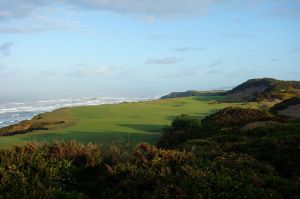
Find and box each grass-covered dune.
[160,78,300,102]
[0,96,258,148]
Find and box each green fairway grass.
[0,96,265,148]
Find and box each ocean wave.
[0,96,155,128]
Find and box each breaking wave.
[0,96,155,128]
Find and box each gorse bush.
[155,106,300,198]
[201,107,278,128]
[156,114,209,149]
[1,106,299,198]
[171,114,201,130]
[0,140,299,198]
[157,107,281,149]
[0,137,299,198]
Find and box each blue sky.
[0,0,299,100]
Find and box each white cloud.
[171,47,203,52]
[0,0,299,34]
[0,0,223,21]
[66,0,224,17]
[146,57,184,65]
[1,0,300,22]
[0,22,82,33]
[0,0,48,21]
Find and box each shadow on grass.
[118,124,164,133]
[20,130,161,145]
[192,96,223,102]
[164,108,221,122]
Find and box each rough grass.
[0,96,266,148]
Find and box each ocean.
[0,97,154,128]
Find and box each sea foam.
[0,97,154,128]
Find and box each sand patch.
[240,121,280,132]
[278,104,300,119]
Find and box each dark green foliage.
[156,114,210,148]
[221,123,300,178]
[0,141,101,198]
[183,123,300,180]
[1,106,299,198]
[1,140,299,199]
[171,114,201,130]
[157,107,280,149]
[180,138,300,199]
[202,107,278,128]
[270,97,300,114]
[156,106,300,198]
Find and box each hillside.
[160,90,225,99]
[270,97,300,119]
[225,78,300,102]
[161,78,300,102]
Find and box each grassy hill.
[225,78,300,102]
[160,90,225,99]
[160,78,300,102]
[0,96,254,148]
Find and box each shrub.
[156,114,208,149]
[202,107,278,128]
[0,140,299,198]
[170,114,201,130]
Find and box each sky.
[0,0,300,101]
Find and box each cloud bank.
[1,0,299,22]
[0,0,223,21]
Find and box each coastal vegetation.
[0,78,299,198]
[0,105,299,198]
